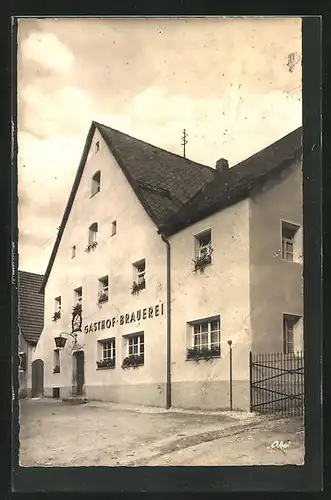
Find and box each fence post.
[249,351,253,412]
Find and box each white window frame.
[100,338,116,361]
[133,259,146,287]
[88,222,98,245]
[127,333,144,357]
[18,352,26,372]
[194,229,212,264]
[281,220,301,262]
[188,316,221,353]
[74,286,83,305]
[98,276,109,302]
[55,296,61,314]
[91,170,101,197]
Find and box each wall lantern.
[54,331,78,349]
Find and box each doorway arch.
[31,359,44,398]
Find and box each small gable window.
[111,220,117,236]
[72,245,76,258]
[95,141,100,153]
[91,171,101,197]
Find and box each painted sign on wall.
[84,302,165,334]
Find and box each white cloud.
[20,32,75,73]
[96,86,301,166]
[20,84,95,137]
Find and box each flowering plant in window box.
[52,310,61,322]
[187,345,220,362]
[85,241,98,252]
[98,291,108,304]
[53,365,60,374]
[131,279,145,295]
[96,358,115,369]
[193,248,213,273]
[72,303,82,315]
[121,354,144,369]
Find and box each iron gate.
[249,351,304,416]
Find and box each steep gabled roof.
[159,127,302,236]
[18,270,44,344]
[40,121,217,291]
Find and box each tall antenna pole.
[181,129,188,158]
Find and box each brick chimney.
[215,158,229,173]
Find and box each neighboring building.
[32,122,302,410]
[18,270,44,398]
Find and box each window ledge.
[193,262,213,273]
[96,366,116,370]
[90,191,100,199]
[121,365,144,369]
[186,355,221,362]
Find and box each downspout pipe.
[159,232,171,409]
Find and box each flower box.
[98,292,109,304]
[131,279,146,295]
[121,354,144,369]
[187,346,220,362]
[72,303,82,315]
[96,358,115,369]
[52,310,61,322]
[193,250,213,273]
[85,241,98,252]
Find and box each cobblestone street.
[18,399,304,467]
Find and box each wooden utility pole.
[181,129,188,158]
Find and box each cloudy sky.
[17,17,302,274]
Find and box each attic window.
[95,141,100,153]
[91,171,101,197]
[111,220,117,236]
[72,245,76,258]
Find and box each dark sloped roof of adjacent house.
[19,270,44,344]
[158,126,302,236]
[40,121,218,291]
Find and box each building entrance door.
[31,359,44,398]
[74,351,85,396]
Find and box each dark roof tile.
[41,121,217,291]
[18,271,44,344]
[159,127,302,235]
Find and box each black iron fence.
[249,351,304,416]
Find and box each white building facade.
[32,122,303,410]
